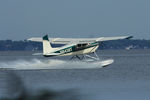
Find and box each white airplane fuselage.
[43,40,99,57]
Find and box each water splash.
[0,58,112,70]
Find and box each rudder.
[43,35,53,55]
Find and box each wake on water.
[0,59,107,70]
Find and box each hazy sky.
[0,0,150,40]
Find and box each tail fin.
[43,35,53,55]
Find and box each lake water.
[0,50,150,100]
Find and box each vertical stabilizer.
[43,35,53,55]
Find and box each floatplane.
[28,35,133,68]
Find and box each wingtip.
[126,36,133,39]
[27,38,32,41]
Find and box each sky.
[0,0,150,40]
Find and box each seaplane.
[28,35,133,68]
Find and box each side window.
[76,44,87,48]
[77,44,82,48]
[82,44,87,47]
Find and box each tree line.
[0,39,150,51]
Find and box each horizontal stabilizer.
[43,53,61,56]
[32,53,43,56]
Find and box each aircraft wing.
[27,37,97,44]
[95,36,133,42]
[27,36,133,44]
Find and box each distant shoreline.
[0,39,150,51]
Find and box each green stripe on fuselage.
[54,42,99,55]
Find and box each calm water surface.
[0,50,150,100]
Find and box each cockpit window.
[77,44,82,47]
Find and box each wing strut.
[85,52,100,61]
[70,52,100,62]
